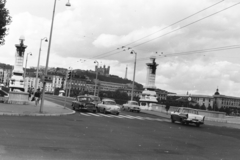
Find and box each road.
[0,95,239,160]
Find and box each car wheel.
[171,116,175,123]
[72,105,75,110]
[116,112,119,116]
[103,109,106,114]
[196,123,200,127]
[186,122,189,125]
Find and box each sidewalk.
[141,110,240,125]
[0,100,75,116]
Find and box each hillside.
[74,70,144,89]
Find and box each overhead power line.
[122,45,240,63]
[90,0,224,59]
[96,1,240,59]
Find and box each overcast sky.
[1,0,240,96]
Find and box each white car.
[171,107,205,127]
[97,98,120,115]
[122,101,140,113]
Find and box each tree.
[200,104,206,110]
[0,0,11,45]
[207,104,212,111]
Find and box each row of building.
[1,63,240,110]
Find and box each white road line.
[111,115,124,118]
[88,113,100,117]
[80,113,90,116]
[143,117,156,120]
[98,113,113,117]
[118,115,135,119]
[124,115,144,120]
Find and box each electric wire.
[90,0,224,60]
[96,1,240,59]
[122,45,240,63]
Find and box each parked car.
[71,95,97,113]
[97,98,120,115]
[122,101,140,113]
[170,107,205,127]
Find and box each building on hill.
[167,88,240,113]
[95,65,110,76]
[155,89,169,101]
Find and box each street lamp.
[68,67,73,97]
[130,50,137,101]
[24,52,32,87]
[40,0,71,113]
[35,37,48,92]
[94,60,99,96]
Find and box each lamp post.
[130,50,137,101]
[35,37,48,92]
[94,60,99,96]
[24,52,32,90]
[39,0,71,113]
[68,67,73,97]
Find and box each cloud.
[1,0,240,97]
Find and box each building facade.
[95,65,110,76]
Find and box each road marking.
[117,115,135,119]
[124,115,144,120]
[80,113,90,116]
[98,113,113,117]
[143,117,156,120]
[111,115,124,118]
[88,113,100,117]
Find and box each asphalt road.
[0,95,239,160]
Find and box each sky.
[1,0,240,96]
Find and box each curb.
[0,109,76,117]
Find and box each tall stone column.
[139,56,159,110]
[9,36,27,92]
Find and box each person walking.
[34,88,41,106]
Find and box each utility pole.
[130,50,137,101]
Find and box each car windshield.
[78,97,88,101]
[104,101,116,105]
[183,109,198,114]
[129,102,138,105]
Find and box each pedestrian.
[34,89,41,106]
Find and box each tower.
[124,65,128,79]
[139,56,158,110]
[145,56,158,89]
[9,36,27,92]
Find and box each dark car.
[71,95,98,113]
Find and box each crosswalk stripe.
[124,115,144,120]
[88,113,100,117]
[80,112,169,122]
[98,113,113,117]
[111,115,124,118]
[118,115,135,119]
[80,113,90,116]
[143,117,156,120]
